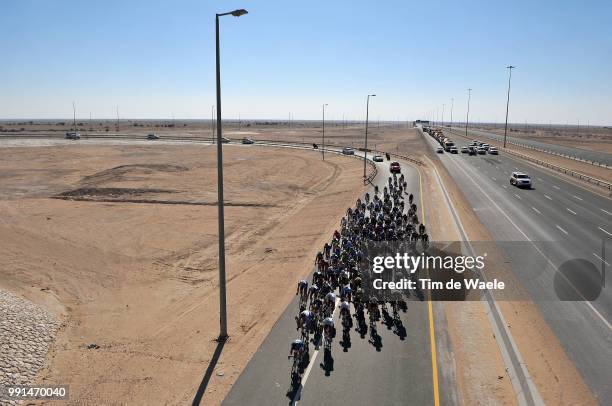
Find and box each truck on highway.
[443,140,455,152]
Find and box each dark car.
[146,133,159,140]
[242,138,254,144]
[390,162,401,174]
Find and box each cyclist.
[288,338,305,360]
[308,284,320,301]
[323,317,336,340]
[341,284,352,302]
[339,300,351,319]
[297,309,314,331]
[324,291,336,311]
[296,279,308,297]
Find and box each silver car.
[510,172,532,188]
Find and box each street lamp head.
[370,94,376,97]
[231,9,248,17]
[507,65,516,69]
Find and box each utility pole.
[322,103,328,161]
[72,102,77,133]
[503,65,515,148]
[465,88,472,138]
[450,98,454,128]
[211,105,215,141]
[363,94,376,178]
[442,104,445,127]
[116,105,120,132]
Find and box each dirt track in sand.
[0,143,366,405]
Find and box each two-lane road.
[223,154,439,406]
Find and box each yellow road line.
[418,166,440,406]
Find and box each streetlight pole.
[322,103,328,160]
[465,88,472,138]
[503,65,515,148]
[363,94,376,178]
[215,8,248,342]
[441,104,445,127]
[450,98,454,128]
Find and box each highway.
[223,154,441,406]
[421,129,612,403]
[448,126,612,167]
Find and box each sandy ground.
[0,143,366,405]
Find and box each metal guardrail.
[442,128,612,192]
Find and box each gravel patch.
[0,289,59,405]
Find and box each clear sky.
[1,0,611,125]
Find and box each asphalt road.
[223,155,439,406]
[421,129,612,403]
[448,126,612,167]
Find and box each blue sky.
[1,0,611,124]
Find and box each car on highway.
[477,147,487,155]
[146,133,159,140]
[242,138,254,144]
[221,137,231,143]
[510,172,532,188]
[373,154,384,162]
[489,147,499,155]
[436,147,444,153]
[460,146,469,153]
[390,161,401,173]
[450,146,459,154]
[342,147,355,155]
[468,147,477,155]
[482,144,490,151]
[65,132,81,140]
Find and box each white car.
[65,132,81,140]
[489,147,499,155]
[510,172,532,188]
[373,155,384,162]
[436,147,444,153]
[449,146,459,154]
[342,147,355,155]
[460,146,469,153]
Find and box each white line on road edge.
[553,185,560,190]
[544,194,552,200]
[602,209,612,216]
[599,227,612,237]
[443,154,612,333]
[502,185,508,189]
[592,253,611,267]
[423,155,544,406]
[532,207,541,214]
[514,194,522,200]
[573,195,583,201]
[566,208,576,215]
[556,225,569,235]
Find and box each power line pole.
[503,65,515,148]
[363,94,376,178]
[322,103,328,161]
[450,98,454,128]
[465,88,472,138]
